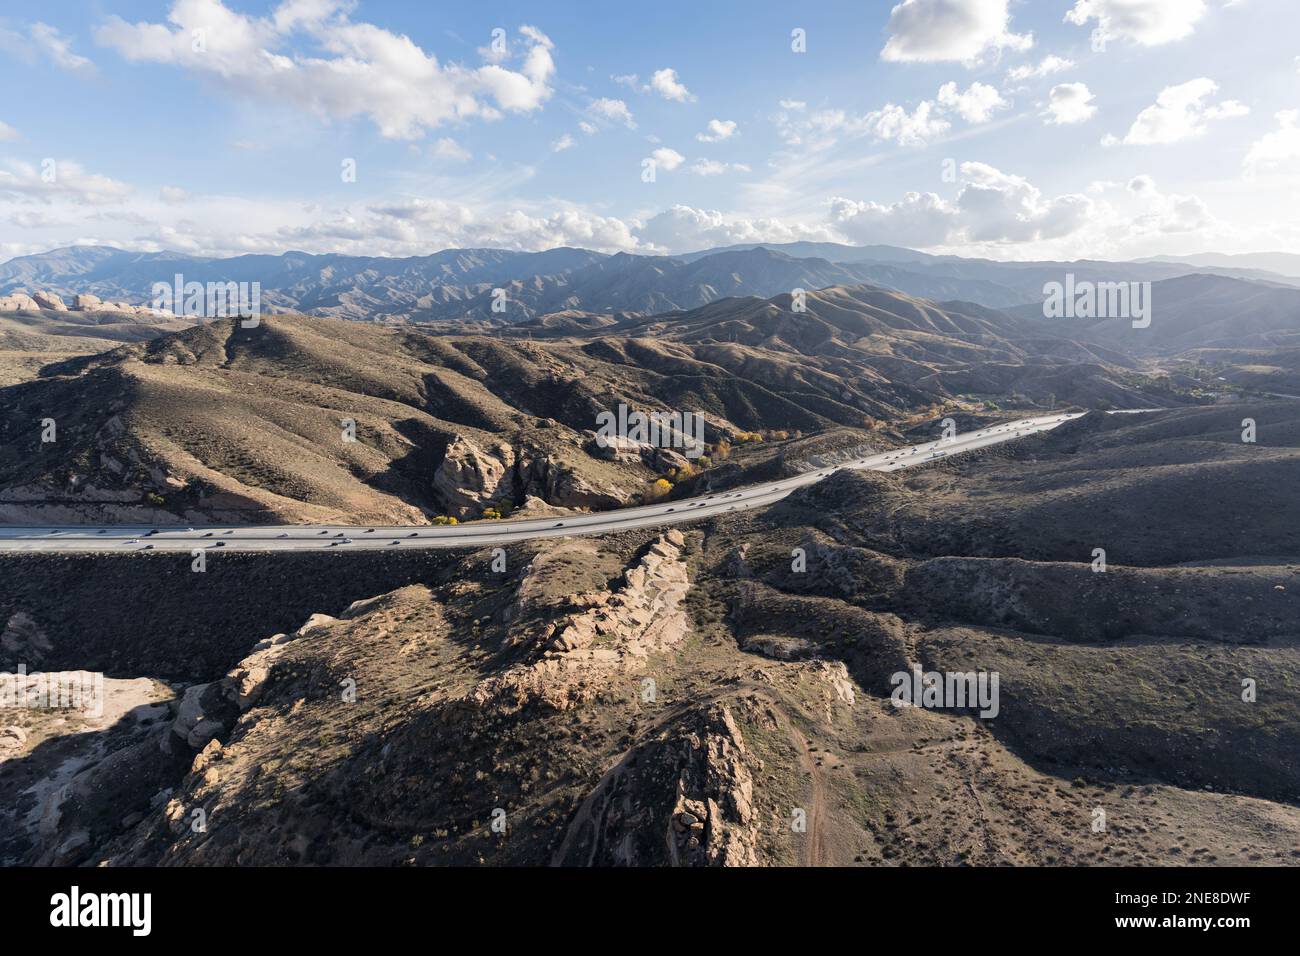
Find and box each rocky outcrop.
[587,432,643,464]
[520,453,627,511]
[71,293,167,316]
[433,434,632,517]
[668,704,760,866]
[432,435,515,518]
[167,612,335,752]
[0,293,40,312]
[31,291,68,311]
[586,432,693,472]
[0,289,169,316]
[472,530,691,712]
[555,698,763,866]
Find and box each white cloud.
[586,97,636,129]
[1065,0,1207,47]
[159,185,190,203]
[649,67,694,102]
[1006,54,1075,82]
[1243,110,1300,178]
[0,121,18,142]
[1124,174,1212,232]
[650,147,685,172]
[0,159,133,205]
[1105,77,1247,145]
[830,192,957,247]
[357,199,642,253]
[697,119,738,142]
[0,22,95,73]
[687,159,751,176]
[958,163,1093,242]
[1044,83,1097,124]
[431,137,472,161]
[94,2,556,139]
[30,22,95,73]
[936,80,1008,122]
[635,205,835,253]
[800,102,951,147]
[830,161,1093,247]
[778,99,806,111]
[881,0,1033,65]
[782,80,1005,149]
[551,133,575,152]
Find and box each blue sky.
[0,0,1297,262]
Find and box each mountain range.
[4,242,1300,324]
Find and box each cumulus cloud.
[1104,77,1247,145]
[94,1,557,139]
[551,133,575,152]
[159,185,190,203]
[1044,83,1097,124]
[1243,110,1300,178]
[958,163,1094,241]
[586,97,636,129]
[1124,173,1212,233]
[648,67,694,102]
[1006,54,1075,83]
[0,121,18,142]
[1065,0,1207,47]
[635,205,835,252]
[697,119,738,142]
[649,147,685,172]
[830,161,1093,247]
[881,0,1033,65]
[829,191,958,248]
[936,80,1008,122]
[779,80,1005,148]
[355,199,640,252]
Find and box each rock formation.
[472,530,691,712]
[0,289,170,316]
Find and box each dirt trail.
[782,715,828,866]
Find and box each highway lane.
[0,413,1085,553]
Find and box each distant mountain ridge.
[3,242,1299,325]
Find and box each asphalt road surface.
[0,414,1085,553]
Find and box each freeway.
[0,413,1084,553]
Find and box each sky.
[0,0,1297,263]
